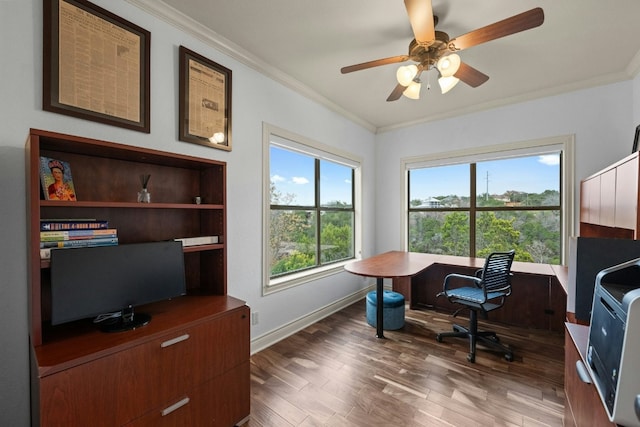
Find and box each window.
[404,136,574,264]
[263,124,361,293]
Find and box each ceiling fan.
[340,0,544,101]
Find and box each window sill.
[264,260,352,295]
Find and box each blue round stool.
[366,290,405,330]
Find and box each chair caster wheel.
[467,354,475,363]
[505,353,514,362]
[436,334,443,343]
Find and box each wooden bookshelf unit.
[26,129,249,426]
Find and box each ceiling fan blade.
[341,55,409,74]
[448,7,544,52]
[387,83,407,102]
[404,0,435,46]
[455,62,489,87]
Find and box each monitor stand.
[99,306,151,332]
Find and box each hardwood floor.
[244,300,566,427]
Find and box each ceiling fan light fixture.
[209,132,225,143]
[403,80,421,99]
[437,54,461,77]
[438,76,459,94]
[396,64,418,86]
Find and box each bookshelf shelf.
[26,129,249,425]
[183,243,225,252]
[40,200,225,209]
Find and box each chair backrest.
[480,250,516,294]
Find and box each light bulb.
[403,80,421,99]
[396,64,418,86]
[438,76,459,94]
[437,54,461,77]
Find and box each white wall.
[1,1,639,426]
[0,1,375,425]
[374,82,634,254]
[634,73,640,124]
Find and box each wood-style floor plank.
[243,301,565,427]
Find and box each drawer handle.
[575,360,592,384]
[161,397,190,416]
[161,334,190,348]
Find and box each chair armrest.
[442,273,482,294]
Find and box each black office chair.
[436,250,516,363]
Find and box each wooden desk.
[344,251,432,338]
[345,251,569,335]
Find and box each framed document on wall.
[179,46,232,151]
[43,0,151,133]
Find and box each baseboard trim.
[250,285,377,355]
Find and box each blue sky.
[271,146,560,205]
[410,153,560,200]
[270,146,352,206]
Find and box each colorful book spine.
[40,237,119,249]
[40,220,109,231]
[40,229,118,242]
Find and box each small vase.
[137,188,151,203]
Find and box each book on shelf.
[174,236,219,247]
[40,237,119,249]
[40,229,118,242]
[39,156,77,201]
[40,238,119,259]
[40,219,109,231]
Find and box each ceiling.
[151,0,640,132]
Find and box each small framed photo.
[39,156,77,201]
[179,46,232,151]
[633,125,640,153]
[43,0,150,133]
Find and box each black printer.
[587,257,640,427]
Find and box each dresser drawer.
[117,306,249,421]
[126,361,250,427]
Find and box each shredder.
[587,257,640,427]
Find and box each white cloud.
[271,174,286,182]
[345,179,352,184]
[538,154,560,166]
[292,176,309,185]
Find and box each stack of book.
[40,219,118,259]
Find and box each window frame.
[262,123,362,295]
[401,135,575,264]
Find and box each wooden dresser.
[26,129,249,426]
[32,297,249,426]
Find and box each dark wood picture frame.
[633,124,640,153]
[43,0,151,133]
[179,46,232,151]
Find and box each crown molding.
[378,71,635,134]
[125,0,376,133]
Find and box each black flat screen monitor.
[50,241,187,331]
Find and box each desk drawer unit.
[37,305,250,426]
